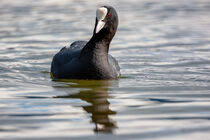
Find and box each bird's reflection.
[54,79,117,133]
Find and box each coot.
[51,6,120,79]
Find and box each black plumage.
[51,6,120,79]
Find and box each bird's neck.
[79,35,112,79]
[78,30,116,79]
[80,33,111,59]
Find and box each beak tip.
[95,29,100,34]
[95,20,105,34]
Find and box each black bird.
[51,6,120,79]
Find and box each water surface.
[0,0,210,139]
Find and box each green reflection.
[55,79,118,133]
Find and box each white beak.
[95,7,108,34]
[96,20,105,34]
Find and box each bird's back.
[51,41,87,78]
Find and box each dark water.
[1,0,210,139]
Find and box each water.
[1,0,210,139]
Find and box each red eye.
[107,13,111,17]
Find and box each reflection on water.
[55,80,117,133]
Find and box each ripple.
[1,0,210,139]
